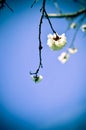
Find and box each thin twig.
[5,1,13,12]
[35,0,46,74]
[30,0,46,76]
[46,8,86,18]
[31,0,39,8]
[44,9,56,33]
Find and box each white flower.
[47,33,67,50]
[81,24,86,32]
[70,22,77,29]
[31,75,43,83]
[58,52,69,64]
[68,48,78,54]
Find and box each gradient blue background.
[0,0,86,130]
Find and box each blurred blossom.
[58,52,70,64]
[68,48,78,54]
[70,22,77,29]
[81,24,86,32]
[47,33,66,50]
[31,75,43,83]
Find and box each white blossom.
[81,24,86,32]
[70,22,77,29]
[31,75,43,83]
[68,48,78,54]
[58,52,69,64]
[47,33,67,50]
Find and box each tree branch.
[46,8,86,18]
[30,0,46,76]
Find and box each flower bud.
[31,75,43,83]
[47,33,67,50]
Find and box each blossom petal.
[70,23,77,29]
[68,48,78,54]
[58,52,69,64]
[81,24,86,32]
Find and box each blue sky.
[0,0,86,130]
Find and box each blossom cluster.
[58,48,78,64]
[47,32,78,64]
